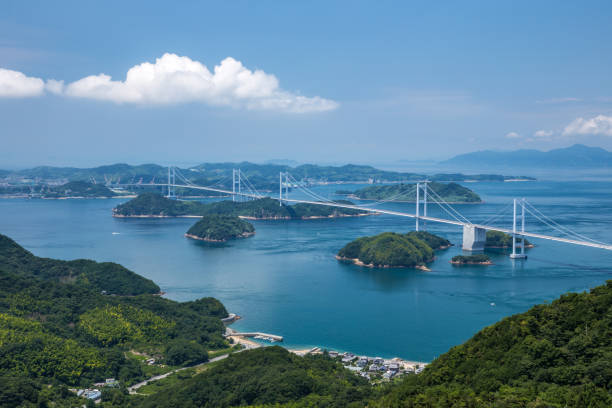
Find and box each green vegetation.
[0,163,533,201]
[0,234,159,296]
[347,182,482,203]
[372,280,612,407]
[1,162,534,188]
[337,231,450,268]
[0,181,120,198]
[114,194,368,219]
[451,254,492,264]
[486,230,532,248]
[1,229,610,407]
[133,281,612,407]
[186,215,255,242]
[113,193,205,217]
[45,181,118,198]
[136,346,372,408]
[0,233,228,404]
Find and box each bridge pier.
[462,225,486,251]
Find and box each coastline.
[224,316,429,372]
[335,255,432,271]
[184,231,256,242]
[450,260,493,265]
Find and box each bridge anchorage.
[112,166,612,258]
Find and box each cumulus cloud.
[45,79,64,95]
[533,130,553,138]
[562,115,612,137]
[63,53,338,113]
[505,131,521,139]
[0,68,45,97]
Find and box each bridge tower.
[279,172,283,205]
[279,172,290,205]
[232,169,242,202]
[422,182,428,230]
[166,166,176,199]
[510,198,527,259]
[415,182,429,231]
[415,182,420,231]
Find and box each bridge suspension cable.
[425,186,472,225]
[285,173,337,204]
[522,200,610,246]
[352,184,419,207]
[479,202,514,227]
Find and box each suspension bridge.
[111,166,612,257]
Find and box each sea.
[1,179,611,362]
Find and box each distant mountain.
[443,144,612,168]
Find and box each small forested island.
[113,193,370,219]
[451,254,492,265]
[486,230,533,248]
[341,181,482,203]
[337,231,451,269]
[185,215,255,242]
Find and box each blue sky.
[1,0,612,168]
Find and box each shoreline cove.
[224,318,429,370]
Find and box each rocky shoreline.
[335,255,432,271]
[450,260,492,265]
[184,232,256,243]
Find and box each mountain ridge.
[443,144,612,168]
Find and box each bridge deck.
[114,183,612,251]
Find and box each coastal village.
[224,316,427,383]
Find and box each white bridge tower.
[510,198,527,259]
[166,166,176,199]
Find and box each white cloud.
[63,53,338,113]
[45,79,64,95]
[0,68,45,97]
[562,114,612,137]
[533,130,553,138]
[505,131,521,139]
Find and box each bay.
[1,180,611,361]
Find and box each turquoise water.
[1,180,611,361]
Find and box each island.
[336,231,451,269]
[0,180,124,199]
[339,182,482,203]
[113,193,371,220]
[185,215,255,242]
[485,230,533,248]
[450,254,492,265]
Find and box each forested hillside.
[186,215,255,242]
[337,231,451,268]
[347,182,482,203]
[0,234,228,406]
[372,281,612,407]
[113,194,368,219]
[136,347,372,408]
[1,231,610,407]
